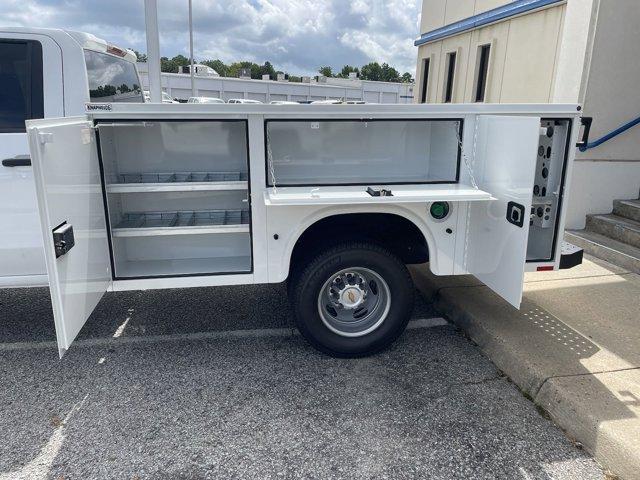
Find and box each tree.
[337,65,359,78]
[160,54,191,73]
[401,72,414,83]
[133,50,147,62]
[318,66,333,77]
[380,63,400,82]
[201,59,229,77]
[258,61,277,80]
[360,62,383,81]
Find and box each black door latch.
[367,187,393,197]
[506,202,525,228]
[52,223,75,258]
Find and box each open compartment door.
[27,117,111,356]
[465,116,540,308]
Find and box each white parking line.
[0,317,449,352]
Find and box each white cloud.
[0,0,421,76]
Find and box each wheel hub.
[319,267,391,338]
[340,286,365,309]
[329,272,368,310]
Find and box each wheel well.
[290,213,429,272]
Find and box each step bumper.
[559,242,584,270]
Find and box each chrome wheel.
[317,267,391,337]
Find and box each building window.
[444,52,456,103]
[420,58,430,103]
[0,39,44,133]
[474,44,491,103]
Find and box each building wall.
[419,0,508,32]
[415,1,566,104]
[415,0,640,229]
[137,65,415,104]
[566,0,640,228]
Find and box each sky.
[1,0,423,76]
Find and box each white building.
[415,0,640,268]
[137,63,415,104]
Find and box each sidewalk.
[410,256,640,480]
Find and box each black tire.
[289,241,414,358]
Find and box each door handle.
[2,156,31,167]
[576,117,593,149]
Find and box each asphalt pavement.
[0,285,604,479]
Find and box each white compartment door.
[465,115,540,308]
[27,117,111,356]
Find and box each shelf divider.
[107,171,248,193]
[107,181,248,193]
[112,209,250,237]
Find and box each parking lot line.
[0,317,449,352]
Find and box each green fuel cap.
[430,202,450,220]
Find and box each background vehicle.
[227,98,263,104]
[187,96,225,104]
[269,101,299,105]
[311,99,342,105]
[144,90,178,103]
[25,103,585,358]
[0,27,143,288]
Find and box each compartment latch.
[506,202,525,228]
[52,223,75,258]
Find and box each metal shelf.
[106,172,248,193]
[112,209,250,237]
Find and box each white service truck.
[24,101,589,358]
[0,27,142,287]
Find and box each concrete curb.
[409,265,640,480]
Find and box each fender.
[266,202,456,283]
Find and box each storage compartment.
[526,119,570,262]
[265,119,461,186]
[112,234,251,278]
[97,120,252,279]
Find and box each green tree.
[401,72,414,83]
[201,59,229,77]
[337,65,359,78]
[380,63,400,82]
[258,61,277,79]
[226,61,258,78]
[160,54,191,73]
[318,66,333,77]
[133,50,147,62]
[360,62,383,81]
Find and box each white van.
[0,27,142,287]
[25,102,588,357]
[227,99,263,104]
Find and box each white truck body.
[0,27,142,287]
[25,102,585,356]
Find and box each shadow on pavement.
[0,284,436,344]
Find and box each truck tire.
[289,241,414,357]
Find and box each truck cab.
[0,27,143,287]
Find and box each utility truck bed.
[25,103,586,357]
